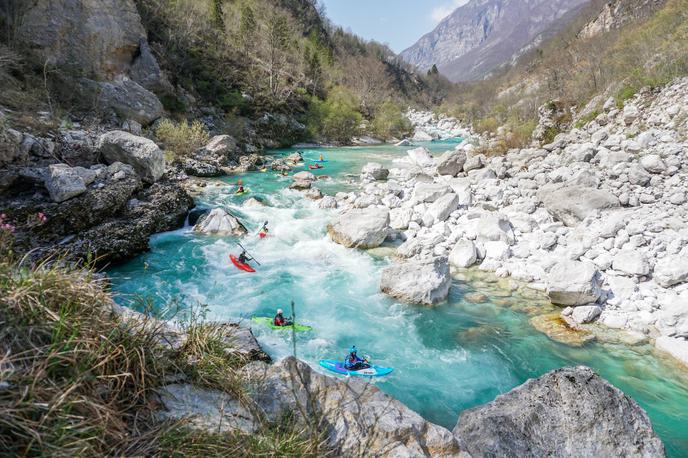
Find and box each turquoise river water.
[109,142,688,456]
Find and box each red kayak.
[259,232,267,239]
[229,254,256,273]
[308,164,323,170]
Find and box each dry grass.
[0,240,334,457]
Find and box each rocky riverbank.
[328,77,688,369]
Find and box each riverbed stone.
[98,130,165,183]
[454,366,665,457]
[412,182,451,204]
[449,240,477,268]
[192,208,247,236]
[613,251,651,276]
[407,146,435,167]
[653,255,688,287]
[436,150,466,176]
[547,260,601,306]
[422,192,460,226]
[539,185,620,227]
[380,257,451,305]
[361,162,389,181]
[327,207,389,249]
[571,305,603,324]
[44,164,88,202]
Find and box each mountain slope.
[401,0,590,82]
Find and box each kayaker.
[319,153,324,161]
[236,184,245,194]
[238,250,252,265]
[273,308,293,327]
[344,346,369,371]
[259,221,269,236]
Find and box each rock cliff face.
[454,366,665,457]
[400,0,589,82]
[578,0,667,39]
[8,0,167,125]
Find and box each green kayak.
[251,316,313,332]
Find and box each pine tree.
[427,64,439,76]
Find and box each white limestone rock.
[192,208,247,236]
[547,260,602,306]
[327,207,389,249]
[449,240,478,268]
[612,251,651,276]
[380,257,451,305]
[654,255,688,287]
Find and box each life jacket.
[274,314,285,326]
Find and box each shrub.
[474,117,500,134]
[371,101,413,140]
[160,93,187,114]
[304,86,362,143]
[574,110,600,129]
[155,119,210,162]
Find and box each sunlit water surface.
[109,143,688,456]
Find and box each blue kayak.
[319,360,393,377]
[310,159,328,163]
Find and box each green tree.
[238,4,257,55]
[427,64,439,76]
[371,101,412,140]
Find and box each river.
[108,142,688,456]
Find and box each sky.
[320,0,469,53]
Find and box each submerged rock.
[192,208,247,236]
[454,366,665,457]
[380,257,451,305]
[530,313,595,347]
[327,207,389,249]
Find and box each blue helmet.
[349,346,357,353]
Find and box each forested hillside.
[0,0,443,146]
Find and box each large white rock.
[380,257,451,305]
[539,185,620,227]
[449,240,477,268]
[192,208,247,236]
[639,154,666,174]
[390,207,414,230]
[44,164,88,202]
[361,162,389,181]
[654,255,688,287]
[655,336,688,367]
[484,241,511,260]
[327,207,389,249]
[436,150,466,176]
[476,214,515,245]
[571,305,602,324]
[612,251,651,276]
[407,147,435,167]
[422,193,460,226]
[547,260,602,306]
[412,130,434,142]
[203,135,236,156]
[98,130,165,183]
[412,182,451,204]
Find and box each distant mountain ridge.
[401,0,591,82]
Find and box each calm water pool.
[109,143,688,456]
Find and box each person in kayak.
[273,308,293,327]
[238,250,253,265]
[259,221,269,237]
[319,153,325,161]
[344,346,369,371]
[236,184,245,194]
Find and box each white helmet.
[277,308,283,314]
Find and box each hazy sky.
[320,0,470,53]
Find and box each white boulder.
[449,240,477,268]
[436,150,466,176]
[192,208,247,236]
[422,193,460,226]
[98,130,165,183]
[407,147,435,167]
[380,257,451,305]
[571,305,602,324]
[547,260,602,306]
[361,162,389,181]
[612,251,651,276]
[327,207,389,249]
[654,255,688,287]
